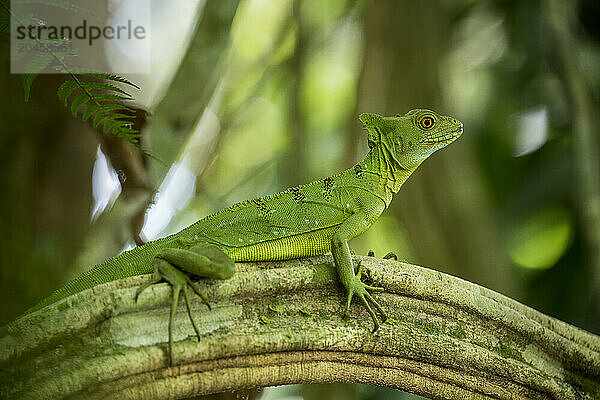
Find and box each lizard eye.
[419,116,434,130]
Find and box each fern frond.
[56,79,78,104]
[87,73,140,89]
[9,10,76,100]
[79,82,131,96]
[90,94,134,102]
[70,91,89,116]
[53,68,140,89]
[22,52,53,101]
[57,81,131,106]
[57,75,140,144]
[7,0,153,156]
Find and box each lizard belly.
[226,225,338,262]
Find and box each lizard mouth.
[420,125,463,145]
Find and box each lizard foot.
[344,261,387,332]
[136,258,210,366]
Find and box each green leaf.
[57,80,79,106]
[102,119,116,134]
[21,74,36,102]
[92,111,108,128]
[95,104,131,112]
[92,94,133,102]
[51,70,139,90]
[87,73,140,89]
[103,119,132,134]
[80,82,131,96]
[109,119,133,129]
[56,74,141,147]
[115,128,139,143]
[102,112,133,121]
[121,127,139,135]
[70,92,90,116]
[82,103,100,121]
[22,52,53,101]
[115,126,139,135]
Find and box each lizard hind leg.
[148,257,203,366]
[168,281,181,366]
[136,244,235,365]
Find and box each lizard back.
[180,170,362,261]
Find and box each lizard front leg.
[331,199,388,331]
[136,243,235,365]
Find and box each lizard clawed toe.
[185,276,211,311]
[344,262,387,331]
[135,274,161,302]
[366,250,399,261]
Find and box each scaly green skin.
[26,109,463,364]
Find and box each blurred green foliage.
[507,204,573,270]
[1,0,599,399]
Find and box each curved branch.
[1,256,599,400]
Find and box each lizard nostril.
[451,119,463,131]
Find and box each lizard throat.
[363,145,414,194]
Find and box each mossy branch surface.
[1,255,599,400]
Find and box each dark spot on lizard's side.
[288,186,305,203]
[353,164,365,179]
[322,177,334,201]
[251,198,270,215]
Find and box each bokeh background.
[1,0,599,399]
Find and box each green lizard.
[26,109,462,364]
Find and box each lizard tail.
[24,237,173,314]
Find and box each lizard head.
[359,109,463,169]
